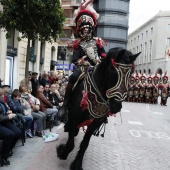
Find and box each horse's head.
[98,48,140,114]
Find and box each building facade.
[94,0,130,51]
[0,29,58,89]
[128,11,170,75]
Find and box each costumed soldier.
[145,74,153,103]
[133,71,140,102]
[139,73,147,103]
[59,0,106,119]
[159,71,170,106]
[127,74,135,102]
[152,73,160,104]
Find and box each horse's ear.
[130,52,141,62]
[115,49,126,61]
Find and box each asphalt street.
[1,97,170,170]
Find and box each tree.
[0,0,65,76]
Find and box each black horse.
[57,47,140,170]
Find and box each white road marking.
[128,121,143,125]
[130,130,170,140]
[153,112,164,115]
[122,110,130,112]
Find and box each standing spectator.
[39,73,50,87]
[20,73,32,93]
[31,72,39,97]
[43,83,51,100]
[48,70,58,85]
[36,85,59,125]
[0,88,21,166]
[0,78,3,87]
[49,84,63,109]
[19,85,46,137]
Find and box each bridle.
[92,58,134,103]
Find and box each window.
[138,36,139,41]
[144,42,147,63]
[168,24,170,31]
[167,37,170,46]
[134,38,136,44]
[151,27,153,34]
[131,40,133,45]
[149,40,152,62]
[140,44,143,64]
[141,33,143,40]
[51,46,56,60]
[136,46,139,64]
[146,30,148,37]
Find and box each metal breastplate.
[80,39,99,63]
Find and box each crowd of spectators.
[0,71,68,166]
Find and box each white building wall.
[128,11,170,75]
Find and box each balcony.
[64,18,75,26]
[70,0,81,7]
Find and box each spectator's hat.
[32,72,38,76]
[1,85,10,88]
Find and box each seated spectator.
[8,89,33,138]
[20,74,32,93]
[36,85,59,125]
[49,84,63,109]
[0,88,21,166]
[19,85,46,137]
[1,85,11,104]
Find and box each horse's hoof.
[70,161,83,170]
[57,144,68,160]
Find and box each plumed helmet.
[140,72,146,80]
[134,70,141,80]
[147,74,153,81]
[73,0,99,39]
[130,74,135,81]
[162,71,169,80]
[153,72,160,80]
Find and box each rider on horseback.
[58,0,106,120]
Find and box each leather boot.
[58,83,74,121]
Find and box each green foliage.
[0,0,65,42]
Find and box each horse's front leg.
[57,126,78,160]
[70,129,93,170]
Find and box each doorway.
[5,56,13,89]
